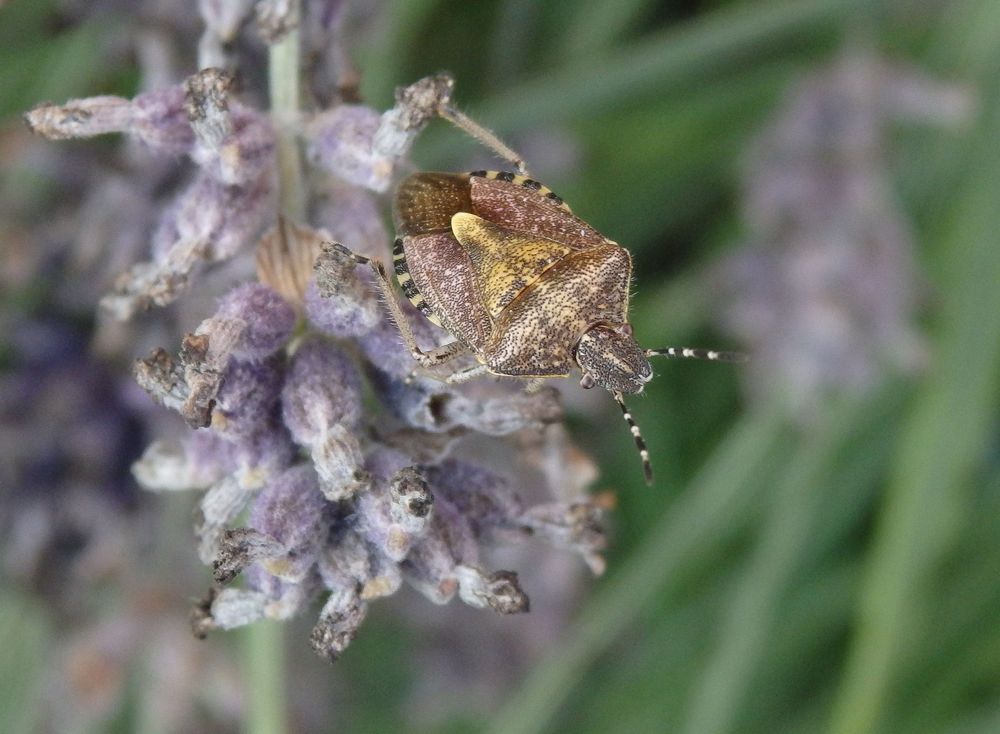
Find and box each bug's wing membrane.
[452,212,573,319]
[395,173,474,236]
[469,176,610,250]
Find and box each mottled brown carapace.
[393,170,634,380]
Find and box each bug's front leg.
[326,242,468,368]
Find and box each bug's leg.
[438,104,530,177]
[327,242,466,368]
[645,347,748,364]
[443,364,491,385]
[403,342,474,383]
[423,341,472,363]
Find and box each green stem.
[241,9,303,734]
[244,621,287,734]
[269,3,306,222]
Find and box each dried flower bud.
[25,87,194,154]
[197,0,255,68]
[282,338,367,499]
[246,465,329,581]
[402,495,479,604]
[373,73,454,159]
[193,587,269,634]
[212,528,285,585]
[310,588,367,662]
[307,243,382,338]
[306,105,394,191]
[518,501,607,575]
[389,467,433,534]
[454,565,529,615]
[373,372,562,435]
[256,0,299,43]
[193,105,275,186]
[132,437,232,492]
[195,476,258,564]
[304,74,456,192]
[425,460,525,539]
[214,283,296,361]
[184,68,234,151]
[355,465,434,562]
[103,172,273,319]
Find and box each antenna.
[613,391,653,485]
[645,346,747,363]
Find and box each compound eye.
[580,373,596,389]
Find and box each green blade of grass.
[682,384,906,734]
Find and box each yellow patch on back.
[451,212,572,318]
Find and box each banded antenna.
[645,346,747,363]
[613,391,653,486]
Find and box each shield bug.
[332,110,743,483]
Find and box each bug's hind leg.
[326,242,468,369]
[438,104,530,177]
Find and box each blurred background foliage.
[1,0,999,733]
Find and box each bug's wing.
[395,172,473,236]
[469,175,611,250]
[452,212,573,318]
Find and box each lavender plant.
[714,47,972,416]
[24,0,605,664]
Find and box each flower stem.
[244,620,287,734]
[241,8,303,733]
[269,0,306,222]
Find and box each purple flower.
[30,53,607,663]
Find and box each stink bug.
[333,110,743,484]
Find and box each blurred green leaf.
[458,0,863,133]
[0,592,50,734]
[827,17,1000,732]
[487,407,788,734]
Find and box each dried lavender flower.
[27,70,276,320]
[30,20,608,662]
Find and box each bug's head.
[575,323,652,395]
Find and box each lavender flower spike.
[20,51,614,663]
